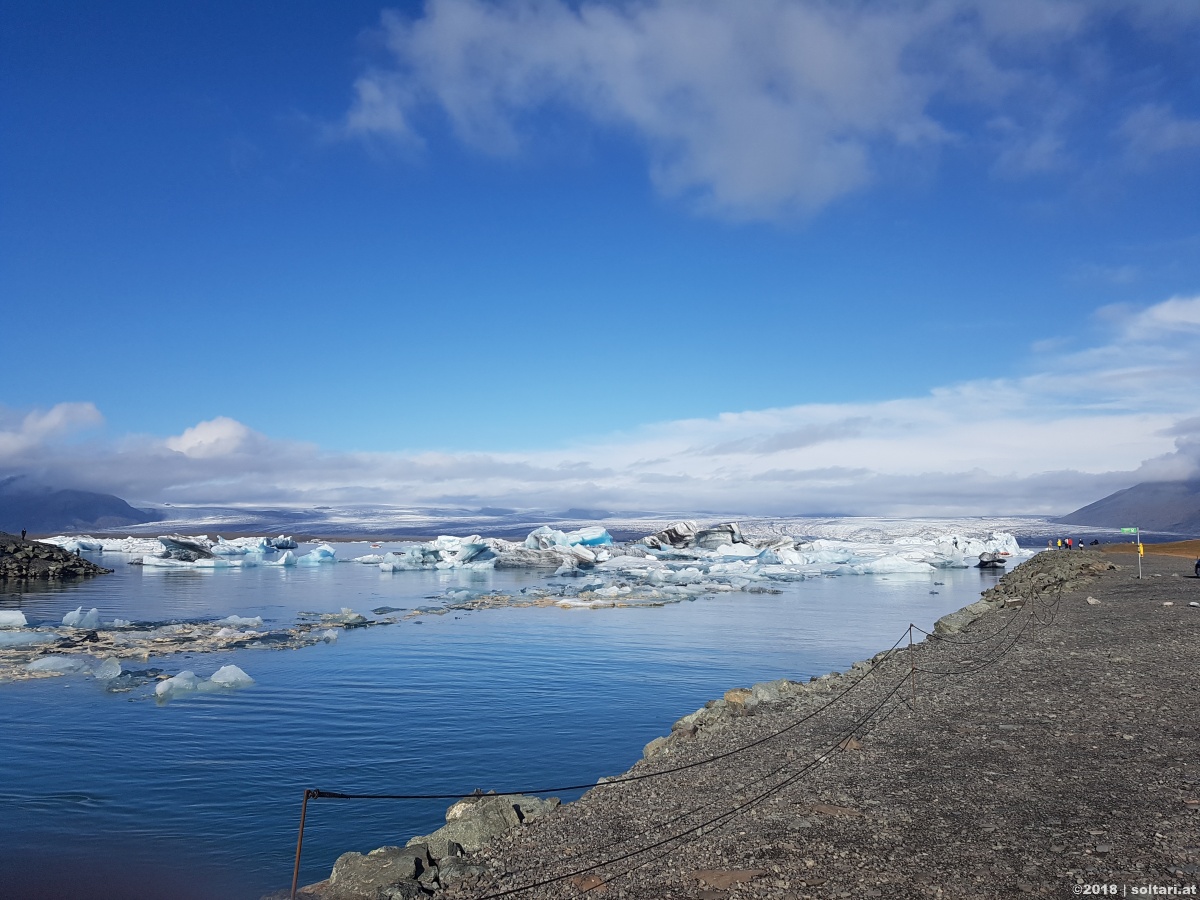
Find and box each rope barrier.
[288,572,1071,898]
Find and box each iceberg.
[0,610,28,628]
[263,550,297,567]
[296,544,337,565]
[62,607,101,629]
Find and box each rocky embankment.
[279,548,1200,900]
[0,532,112,580]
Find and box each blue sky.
[3,0,1200,515]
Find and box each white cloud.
[341,0,1194,220]
[0,402,102,457]
[1118,103,1200,162]
[164,416,262,459]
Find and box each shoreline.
[287,549,1200,899]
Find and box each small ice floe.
[296,544,337,566]
[0,610,28,628]
[110,618,132,628]
[0,631,56,649]
[263,550,297,567]
[218,615,264,628]
[62,607,101,629]
[27,656,89,673]
[92,657,121,680]
[316,629,339,643]
[155,664,254,701]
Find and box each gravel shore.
[438,550,1199,900]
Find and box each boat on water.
[976,551,1007,569]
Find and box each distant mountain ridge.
[0,478,161,534]
[1057,480,1200,534]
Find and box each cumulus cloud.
[341,0,1197,220]
[3,294,1199,516]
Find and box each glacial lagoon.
[0,526,1025,899]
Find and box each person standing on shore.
[1195,557,1199,577]
[21,529,26,541]
[1067,538,1073,550]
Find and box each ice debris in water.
[296,544,336,566]
[0,631,56,649]
[62,607,101,629]
[209,664,254,688]
[27,656,88,673]
[218,615,264,628]
[92,657,121,680]
[155,665,254,700]
[317,629,339,642]
[0,610,28,628]
[110,618,132,628]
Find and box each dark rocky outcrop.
[0,533,112,580]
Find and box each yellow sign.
[1138,542,1144,557]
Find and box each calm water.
[0,547,1003,899]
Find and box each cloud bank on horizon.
[4,294,1199,517]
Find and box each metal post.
[291,789,317,900]
[1137,527,1142,580]
[908,624,916,710]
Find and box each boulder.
[326,845,430,899]
[407,794,560,858]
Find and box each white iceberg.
[62,607,101,629]
[263,550,297,567]
[0,610,28,628]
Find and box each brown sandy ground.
[1104,540,1200,559]
[424,552,1200,900]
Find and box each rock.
[327,845,430,899]
[0,533,112,581]
[373,882,424,900]
[934,598,997,635]
[437,857,488,888]
[1086,597,1101,605]
[643,735,671,760]
[408,794,560,857]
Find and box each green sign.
[1120,527,1138,534]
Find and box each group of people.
[1050,537,1078,550]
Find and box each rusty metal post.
[291,789,317,900]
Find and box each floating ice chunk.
[155,670,200,698]
[296,544,336,565]
[208,665,254,689]
[316,628,339,642]
[858,556,935,574]
[110,618,132,628]
[218,615,264,627]
[263,550,297,567]
[267,535,298,550]
[62,607,101,629]
[567,526,614,547]
[0,610,28,628]
[28,656,88,673]
[92,657,122,680]
[352,554,385,564]
[0,631,56,648]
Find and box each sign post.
[1121,527,1141,578]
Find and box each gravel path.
[444,551,1200,900]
